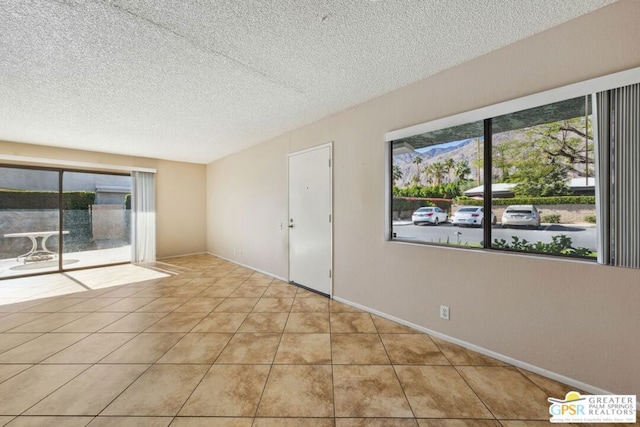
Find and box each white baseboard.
[207,252,288,282]
[333,295,639,406]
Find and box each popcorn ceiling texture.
[0,0,616,163]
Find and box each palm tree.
[412,156,423,184]
[474,138,482,185]
[493,145,510,181]
[392,164,403,185]
[454,160,471,181]
[422,164,433,186]
[431,161,447,186]
[444,158,455,183]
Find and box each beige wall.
[207,136,290,277]
[0,140,207,258]
[207,0,640,397]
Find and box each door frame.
[287,142,333,297]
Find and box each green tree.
[473,138,483,185]
[496,116,593,196]
[453,160,471,181]
[444,157,455,182]
[422,164,433,185]
[511,160,569,197]
[528,117,594,178]
[493,144,511,181]
[392,164,403,185]
[412,156,423,184]
[430,161,447,186]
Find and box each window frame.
[385,66,640,259]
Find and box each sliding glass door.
[62,171,132,270]
[0,165,131,279]
[0,167,61,277]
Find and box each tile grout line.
[24,286,170,418]
[329,294,336,424]
[93,270,235,419]
[451,364,500,421]
[29,274,209,418]
[250,278,296,419]
[0,332,46,358]
[14,363,93,418]
[375,314,418,423]
[170,270,269,419]
[4,310,94,334]
[430,335,504,421]
[93,362,156,418]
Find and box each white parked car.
[412,207,448,225]
[451,206,496,227]
[501,205,541,229]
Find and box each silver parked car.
[451,206,496,227]
[412,207,448,225]
[501,205,541,229]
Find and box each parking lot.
[394,222,597,251]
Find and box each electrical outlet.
[440,305,450,320]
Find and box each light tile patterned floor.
[0,254,607,426]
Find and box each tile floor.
[0,263,171,305]
[0,246,132,280]
[0,254,627,426]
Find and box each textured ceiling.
[0,0,617,164]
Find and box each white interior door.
[288,144,332,295]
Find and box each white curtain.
[131,171,156,263]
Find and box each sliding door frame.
[0,163,132,280]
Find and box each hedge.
[493,235,593,257]
[0,190,96,210]
[393,181,464,199]
[541,213,561,223]
[392,198,432,213]
[455,195,595,206]
[391,197,455,215]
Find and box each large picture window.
[391,120,484,248]
[388,71,640,267]
[489,97,595,258]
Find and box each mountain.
[394,116,593,189]
[394,138,479,186]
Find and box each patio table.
[3,230,70,263]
